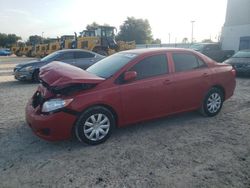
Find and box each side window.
[57,52,74,60]
[173,53,206,72]
[130,54,168,80]
[75,51,95,59]
[197,58,207,68]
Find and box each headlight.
[21,66,33,72]
[42,98,73,113]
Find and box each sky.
[0,0,228,43]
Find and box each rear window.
[172,53,207,72]
[75,51,95,58]
[232,51,250,58]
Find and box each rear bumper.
[25,101,77,141]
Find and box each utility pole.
[42,32,44,43]
[168,33,171,44]
[191,21,195,44]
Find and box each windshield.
[105,29,114,37]
[86,53,138,78]
[41,51,60,61]
[189,44,205,51]
[232,51,250,58]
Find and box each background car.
[189,43,234,62]
[224,50,250,76]
[0,49,12,56]
[26,48,236,145]
[13,49,105,82]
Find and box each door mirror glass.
[124,71,137,82]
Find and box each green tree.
[0,33,21,47]
[117,17,153,44]
[86,22,100,30]
[182,37,188,43]
[152,38,161,44]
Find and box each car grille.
[32,91,44,108]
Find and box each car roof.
[57,49,97,54]
[238,49,250,52]
[119,48,198,55]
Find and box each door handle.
[202,73,209,77]
[163,79,171,85]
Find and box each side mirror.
[124,71,137,82]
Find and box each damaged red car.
[26,48,236,145]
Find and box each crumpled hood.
[39,61,104,87]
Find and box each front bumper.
[25,101,77,141]
[14,70,33,81]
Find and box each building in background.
[221,0,250,52]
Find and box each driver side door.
[119,53,174,125]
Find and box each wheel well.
[32,69,39,76]
[71,104,118,139]
[80,104,118,126]
[212,85,225,100]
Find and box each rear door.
[119,53,174,125]
[56,52,75,64]
[170,52,211,112]
[74,51,96,69]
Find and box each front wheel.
[32,69,40,82]
[75,106,115,145]
[200,88,224,117]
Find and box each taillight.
[231,68,236,77]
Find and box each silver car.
[14,49,105,82]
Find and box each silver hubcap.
[83,113,110,141]
[207,93,221,113]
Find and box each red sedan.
[25,48,236,145]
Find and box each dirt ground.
[0,57,249,188]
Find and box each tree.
[0,33,21,47]
[117,17,153,44]
[86,22,100,30]
[182,37,188,43]
[202,39,213,43]
[152,38,161,44]
[27,35,43,45]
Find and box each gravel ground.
[0,57,250,188]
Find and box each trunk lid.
[39,61,104,87]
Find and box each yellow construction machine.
[46,38,61,56]
[73,26,135,55]
[60,35,75,49]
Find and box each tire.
[75,106,115,145]
[200,88,224,117]
[32,69,40,83]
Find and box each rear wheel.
[75,106,115,145]
[200,88,224,117]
